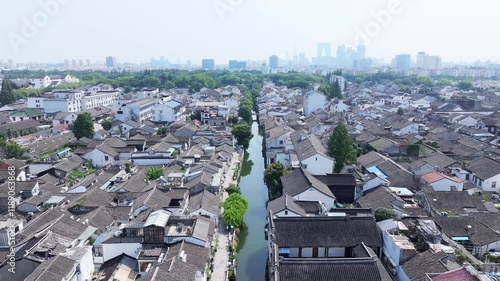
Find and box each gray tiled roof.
[273,216,381,248]
[267,194,307,217]
[466,156,500,180]
[281,168,334,199]
[401,250,448,281]
[290,130,331,162]
[188,189,220,216]
[277,258,391,281]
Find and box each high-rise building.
[201,59,215,70]
[0,60,3,68]
[106,56,117,68]
[229,60,246,69]
[86,59,91,66]
[8,59,14,69]
[394,54,411,69]
[64,59,69,68]
[416,52,441,70]
[269,55,279,70]
[317,43,331,57]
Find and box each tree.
[225,184,241,195]
[397,107,404,115]
[157,127,167,136]
[72,112,95,139]
[374,208,397,222]
[238,104,252,124]
[0,79,16,106]
[232,122,253,149]
[146,167,164,180]
[228,115,239,125]
[458,80,473,90]
[2,141,25,159]
[437,78,451,86]
[190,111,201,121]
[101,120,113,131]
[328,80,342,99]
[264,162,287,198]
[222,193,248,228]
[328,122,357,173]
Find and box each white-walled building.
[303,90,326,116]
[115,99,157,122]
[27,90,119,113]
[152,100,186,123]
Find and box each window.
[493,181,497,188]
[104,156,109,161]
[284,210,288,215]
[279,140,283,145]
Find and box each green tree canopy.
[222,193,248,228]
[458,80,473,90]
[101,120,113,131]
[232,122,253,149]
[0,140,25,159]
[328,122,357,173]
[0,79,16,106]
[374,208,397,222]
[264,162,287,198]
[72,112,95,139]
[146,167,164,180]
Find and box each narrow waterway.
[236,121,268,281]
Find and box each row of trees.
[0,137,25,159]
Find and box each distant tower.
[106,56,117,68]
[317,43,331,57]
[269,55,279,70]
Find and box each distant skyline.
[1,0,500,64]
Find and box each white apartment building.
[27,90,119,113]
[151,100,185,123]
[115,98,157,122]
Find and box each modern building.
[312,43,334,66]
[269,55,279,70]
[416,52,441,70]
[106,56,117,68]
[201,59,215,70]
[115,98,157,122]
[28,89,119,113]
[229,60,246,69]
[394,54,411,69]
[151,100,186,123]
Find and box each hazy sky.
[1,0,499,65]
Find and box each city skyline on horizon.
[1,0,500,65]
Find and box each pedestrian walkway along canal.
[236,121,268,281]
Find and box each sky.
[1,0,499,65]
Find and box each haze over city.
[2,0,500,64]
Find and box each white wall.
[304,92,326,116]
[102,242,141,263]
[327,247,345,257]
[78,246,94,281]
[429,179,464,192]
[481,175,500,192]
[301,154,334,175]
[273,209,302,218]
[362,177,387,193]
[294,187,335,210]
[83,149,114,167]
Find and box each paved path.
[211,151,241,280]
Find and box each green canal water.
[236,121,268,281]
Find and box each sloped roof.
[280,168,334,199]
[401,250,448,281]
[290,131,331,162]
[267,194,307,216]
[273,216,381,248]
[466,156,500,180]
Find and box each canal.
[236,121,268,281]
